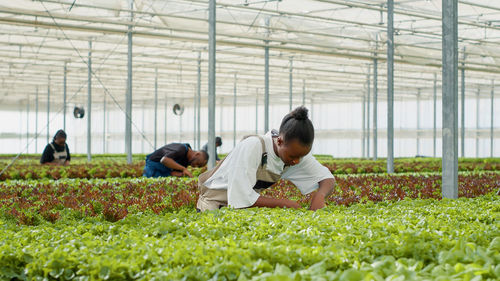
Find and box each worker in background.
[40,129,71,166]
[143,143,208,178]
[197,106,335,212]
[202,136,222,161]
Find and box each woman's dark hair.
[53,129,67,142]
[279,106,314,146]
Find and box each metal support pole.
[207,0,216,169]
[461,47,466,157]
[193,88,197,149]
[154,68,158,149]
[442,0,459,199]
[433,73,437,157]
[302,79,305,106]
[26,95,29,152]
[164,92,167,144]
[233,73,237,148]
[63,62,67,131]
[476,88,480,158]
[387,0,394,173]
[373,56,378,160]
[219,98,223,138]
[310,98,314,123]
[197,52,201,150]
[142,102,145,153]
[362,94,366,158]
[264,17,270,133]
[179,109,182,142]
[35,87,38,153]
[289,56,293,111]
[417,89,421,156]
[125,0,133,164]
[87,40,92,162]
[366,66,371,158]
[47,74,50,144]
[491,80,495,157]
[103,94,106,153]
[255,89,258,134]
[19,109,22,150]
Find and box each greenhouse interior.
[0,0,499,280]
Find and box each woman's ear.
[276,136,284,146]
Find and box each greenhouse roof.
[0,0,499,111]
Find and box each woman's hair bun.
[291,106,309,120]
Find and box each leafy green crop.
[1,156,499,181]
[0,194,498,280]
[1,172,498,225]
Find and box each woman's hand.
[283,199,302,209]
[309,193,325,210]
[309,178,335,211]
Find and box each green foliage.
[0,195,498,280]
[1,156,500,181]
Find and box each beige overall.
[197,135,283,211]
[50,143,68,165]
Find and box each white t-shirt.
[203,131,334,209]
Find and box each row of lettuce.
[1,171,498,225]
[1,195,498,280]
[1,157,499,180]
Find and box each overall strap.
[49,143,56,151]
[241,135,267,167]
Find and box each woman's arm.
[40,145,54,164]
[309,178,335,210]
[252,196,301,209]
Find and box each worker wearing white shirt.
[197,106,335,212]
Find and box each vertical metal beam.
[233,73,237,148]
[26,95,29,152]
[264,17,270,133]
[63,62,67,131]
[433,73,437,157]
[193,87,197,149]
[310,98,314,123]
[47,74,50,144]
[207,0,216,169]
[142,102,145,153]
[491,80,495,157]
[164,92,167,145]
[87,40,92,162]
[197,52,201,150]
[373,56,378,160]
[35,86,38,153]
[103,94,106,153]
[154,68,158,150]
[460,47,466,157]
[219,98,223,138]
[387,0,395,173]
[289,56,293,111]
[476,88,480,158]
[125,0,133,164]
[179,107,182,142]
[366,66,371,158]
[219,97,224,135]
[362,93,366,158]
[302,79,305,106]
[19,108,22,150]
[417,89,421,156]
[441,0,459,199]
[255,89,258,134]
